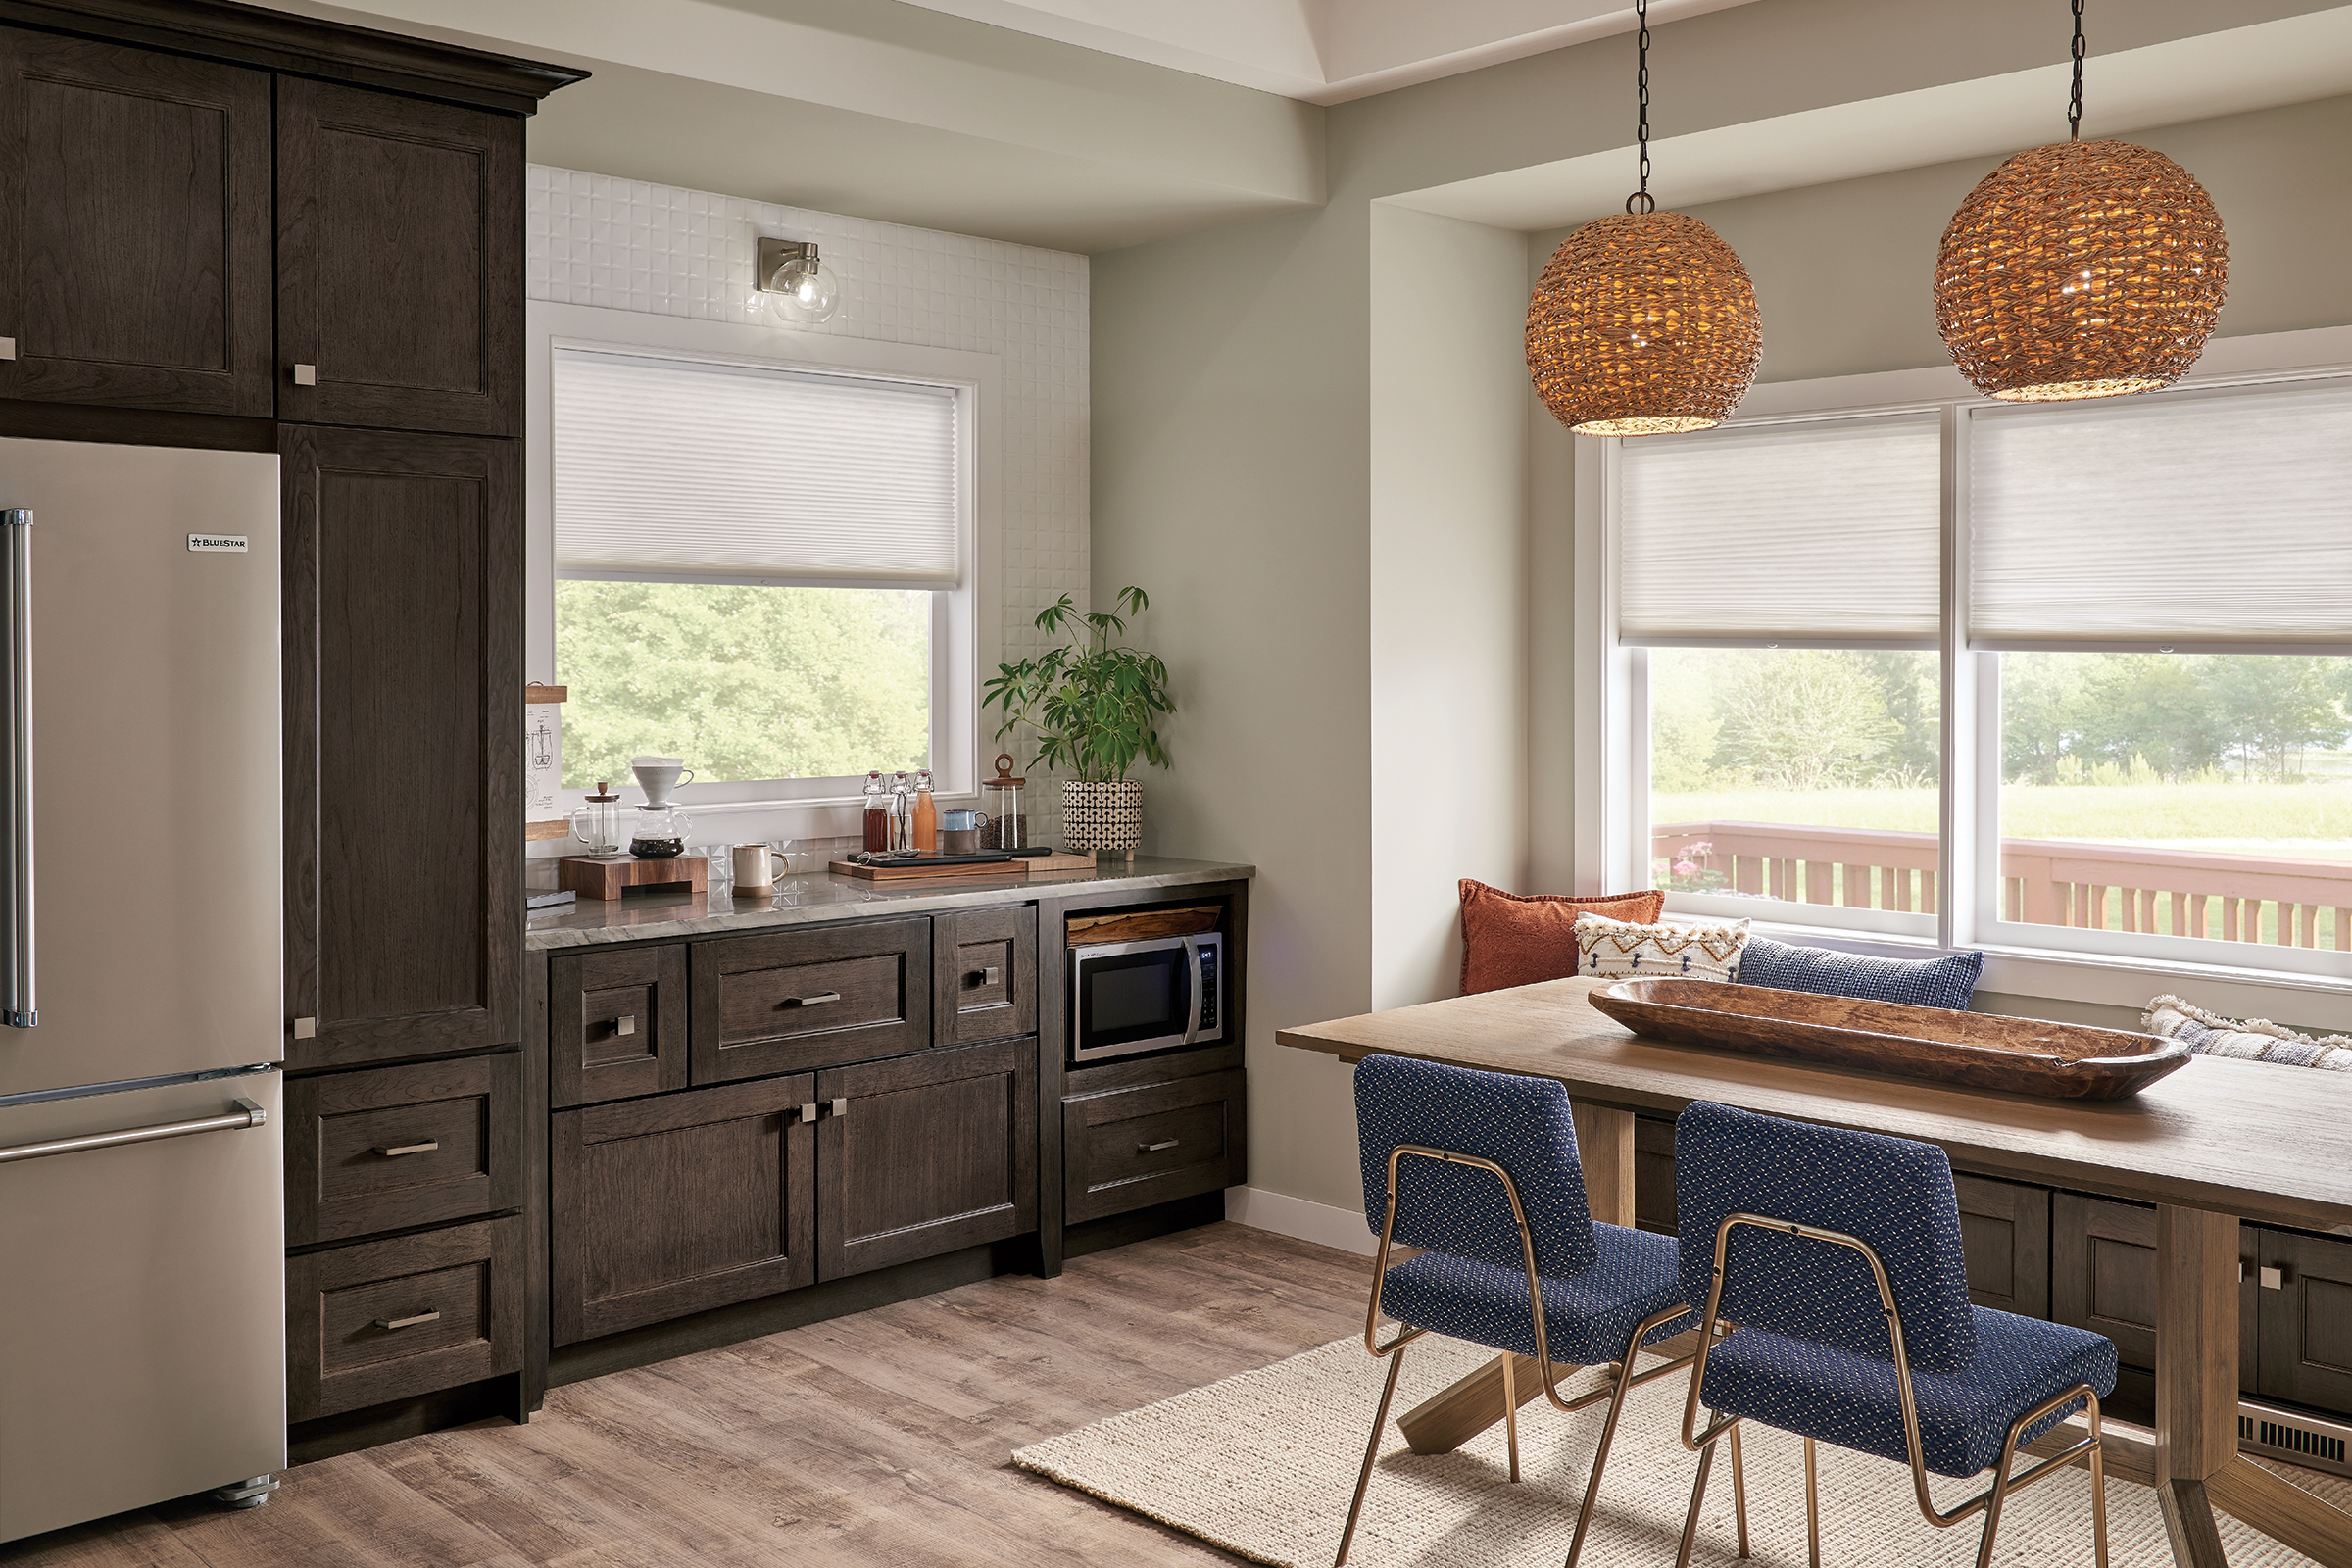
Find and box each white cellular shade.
[553,347,960,586]
[1616,416,1943,644]
[1970,381,2352,646]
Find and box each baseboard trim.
[1225,1186,1376,1256]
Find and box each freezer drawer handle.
[0,1096,266,1164]
[373,1310,440,1331]
[1140,1139,1181,1154]
[373,1141,439,1157]
[781,992,841,1008]
[2,509,31,1029]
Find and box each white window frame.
[525,301,1003,842]
[1575,324,2352,1021]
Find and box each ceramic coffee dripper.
[630,755,695,808]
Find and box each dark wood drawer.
[933,906,1036,1046]
[690,917,930,1083]
[2053,1192,2257,1375]
[2253,1227,2352,1413]
[286,1054,520,1245]
[551,1074,816,1344]
[552,943,688,1106]
[287,1216,521,1420]
[1064,1066,1246,1225]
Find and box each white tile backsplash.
[527,165,1089,837]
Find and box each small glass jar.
[981,754,1024,850]
[628,804,694,860]
[569,783,625,856]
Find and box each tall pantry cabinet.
[0,0,580,1461]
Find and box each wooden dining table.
[1277,975,2352,1568]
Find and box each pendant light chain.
[2067,0,2086,142]
[1627,0,1654,215]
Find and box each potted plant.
[983,587,1173,857]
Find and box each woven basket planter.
[1062,780,1143,856]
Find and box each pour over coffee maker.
[628,757,695,858]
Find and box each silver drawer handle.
[973,966,1002,987]
[614,1014,636,1037]
[782,992,841,1007]
[830,1097,848,1119]
[373,1310,440,1331]
[372,1141,439,1157]
[1140,1138,1180,1153]
[0,1096,265,1164]
[798,1102,819,1124]
[2260,1266,2285,1291]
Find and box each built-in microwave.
[1068,932,1224,1065]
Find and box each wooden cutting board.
[830,857,1030,882]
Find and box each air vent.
[2239,1401,2352,1478]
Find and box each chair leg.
[1502,1352,1521,1484]
[1973,1435,2022,1568]
[1803,1436,1820,1568]
[1730,1422,1749,1560]
[1674,1427,1718,1568]
[2087,1396,2109,1568]
[1335,1346,1408,1568]
[1564,1342,1645,1568]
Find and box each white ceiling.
[890,0,1769,104]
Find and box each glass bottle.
[890,770,913,853]
[912,768,938,855]
[861,771,890,853]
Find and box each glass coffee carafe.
[629,804,693,860]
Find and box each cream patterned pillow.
[2144,996,2352,1072]
[1573,912,1751,983]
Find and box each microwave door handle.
[3,509,29,1028]
[1182,935,1202,1046]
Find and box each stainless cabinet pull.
[0,1097,265,1164]
[614,1014,636,1036]
[0,338,16,361]
[292,1016,318,1040]
[292,363,318,386]
[782,992,841,1007]
[373,1310,440,1331]
[1140,1138,1180,1153]
[798,1102,819,1124]
[829,1097,848,1118]
[372,1141,438,1157]
[978,965,1002,986]
[2260,1266,2286,1290]
[3,510,31,1029]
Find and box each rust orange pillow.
[1458,880,1666,995]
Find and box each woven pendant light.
[1527,0,1761,436]
[1935,1,2227,402]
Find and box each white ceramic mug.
[731,843,774,893]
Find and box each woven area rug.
[1013,1335,2345,1567]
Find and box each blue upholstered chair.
[1670,1101,2117,1568]
[1340,1054,1719,1568]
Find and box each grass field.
[1654,784,2352,857]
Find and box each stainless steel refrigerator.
[0,438,285,1543]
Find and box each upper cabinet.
[0,27,273,416]
[277,79,521,437]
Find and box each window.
[1597,368,2352,979]
[550,342,972,802]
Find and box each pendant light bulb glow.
[1526,0,1761,437]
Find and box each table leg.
[1395,1103,1638,1455]
[2157,1205,2238,1568]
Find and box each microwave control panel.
[1197,941,1219,1034]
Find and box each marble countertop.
[525,854,1255,950]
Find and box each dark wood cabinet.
[1062,1052,1245,1226]
[0,26,272,415]
[287,1216,522,1421]
[2253,1229,2352,1413]
[2052,1193,2259,1381]
[1633,1115,1676,1234]
[817,1037,1037,1280]
[281,425,520,1068]
[690,917,931,1083]
[551,944,689,1106]
[1954,1174,2051,1319]
[551,1075,817,1344]
[933,906,1037,1045]
[276,77,520,436]
[286,1054,521,1245]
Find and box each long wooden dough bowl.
[1588,978,2191,1101]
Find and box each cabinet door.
[1954,1174,2051,1319]
[277,78,520,435]
[2052,1192,2258,1381]
[551,1075,815,1345]
[1063,1065,1244,1225]
[282,426,520,1068]
[817,1037,1036,1280]
[2255,1229,2352,1413]
[691,917,931,1083]
[1633,1115,1677,1235]
[0,28,271,415]
[933,905,1037,1045]
[551,944,689,1106]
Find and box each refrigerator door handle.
[2,507,29,1028]
[0,1096,266,1164]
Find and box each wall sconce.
[757,237,839,324]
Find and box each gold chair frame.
[1674,1210,2109,1568]
[1335,1143,1717,1568]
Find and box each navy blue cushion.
[1675,1102,1978,1375]
[1355,1054,1595,1277]
[1699,1307,2117,1478]
[1380,1222,1694,1364]
[1738,938,1983,1010]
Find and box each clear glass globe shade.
[764,259,839,324]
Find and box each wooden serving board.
[1588,978,2190,1101]
[560,855,709,900]
[830,857,1029,882]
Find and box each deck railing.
[1653,820,2352,951]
